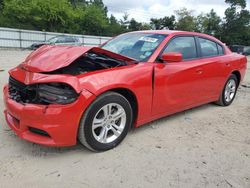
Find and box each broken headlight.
[37,83,78,104]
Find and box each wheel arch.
[100,87,138,128]
[231,70,241,86]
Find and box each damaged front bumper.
[3,84,95,146]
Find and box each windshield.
[101,33,166,61]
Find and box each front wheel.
[78,92,133,151]
[215,74,238,106]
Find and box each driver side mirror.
[160,52,183,63]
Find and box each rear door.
[196,37,230,97]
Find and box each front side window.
[163,36,197,60]
[102,33,166,61]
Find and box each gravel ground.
[0,49,249,188]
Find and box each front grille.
[9,76,37,103]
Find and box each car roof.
[130,30,182,35]
[130,30,213,37]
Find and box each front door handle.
[226,63,231,67]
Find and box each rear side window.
[217,44,224,55]
[198,37,224,57]
[163,36,197,60]
[198,38,218,57]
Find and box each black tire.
[215,74,238,106]
[78,91,133,151]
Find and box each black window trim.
[217,43,224,55]
[156,34,225,63]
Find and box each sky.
[103,0,250,22]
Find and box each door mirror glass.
[160,52,183,63]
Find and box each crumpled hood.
[21,45,135,73]
[21,45,92,72]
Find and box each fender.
[77,63,155,126]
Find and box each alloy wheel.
[92,103,126,144]
[224,79,237,103]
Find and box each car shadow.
[17,140,93,157]
[130,103,216,133]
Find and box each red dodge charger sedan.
[3,30,247,151]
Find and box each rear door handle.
[226,63,231,67]
[196,69,203,74]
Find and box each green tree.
[150,15,175,30]
[91,0,108,15]
[0,0,112,35]
[225,0,246,8]
[175,8,197,31]
[79,4,108,35]
[162,16,176,30]
[222,0,250,45]
[1,0,77,32]
[196,9,222,38]
[129,18,142,31]
[150,18,162,30]
[0,0,3,11]
[69,0,88,8]
[107,14,124,36]
[140,23,151,30]
[1,0,249,43]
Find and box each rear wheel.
[216,74,238,106]
[78,92,133,151]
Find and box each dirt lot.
[0,50,249,188]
